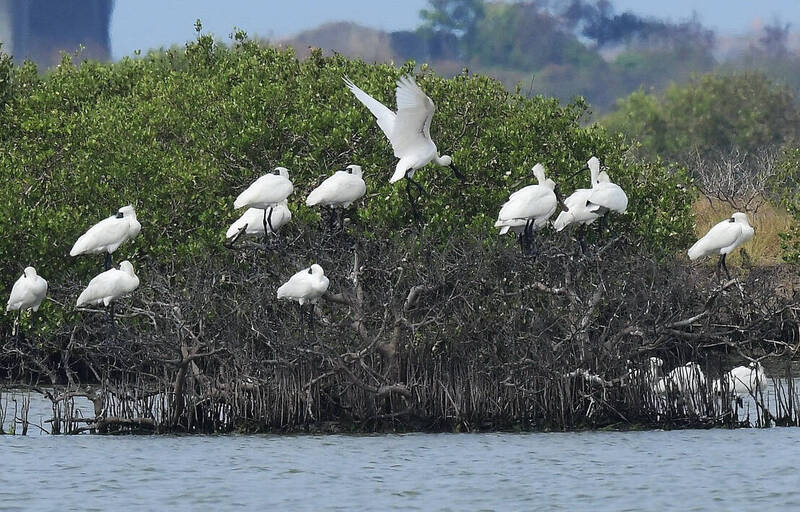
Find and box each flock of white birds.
[625,356,769,400]
[4,74,759,387]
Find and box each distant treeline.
[284,0,800,114]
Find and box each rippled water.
[2,428,800,511]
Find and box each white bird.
[225,201,291,240]
[76,260,140,307]
[307,165,367,208]
[234,167,294,237]
[7,267,48,314]
[6,266,48,343]
[553,157,627,233]
[277,264,330,333]
[306,164,367,231]
[494,163,557,255]
[343,75,461,220]
[586,157,628,215]
[714,362,768,396]
[654,362,706,396]
[687,212,755,280]
[70,205,141,270]
[277,264,329,306]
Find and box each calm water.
[2,428,800,511]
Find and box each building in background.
[0,0,113,68]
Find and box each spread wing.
[343,76,396,142]
[390,75,435,159]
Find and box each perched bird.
[714,362,768,396]
[225,201,292,241]
[234,167,294,238]
[343,75,462,221]
[277,264,329,306]
[553,187,599,232]
[277,264,330,334]
[6,267,48,314]
[6,266,48,343]
[654,362,706,396]
[306,164,367,230]
[586,157,628,217]
[494,163,557,255]
[76,260,140,308]
[687,212,755,280]
[70,205,141,270]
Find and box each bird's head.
[309,264,324,276]
[345,164,363,177]
[118,205,136,218]
[273,167,290,178]
[731,212,749,224]
[119,260,136,276]
[23,266,37,278]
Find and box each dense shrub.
[0,30,692,314]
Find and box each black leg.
[597,214,607,237]
[308,303,315,335]
[104,252,112,271]
[721,253,731,280]
[405,179,423,225]
[14,311,22,345]
[577,225,588,256]
[337,209,345,232]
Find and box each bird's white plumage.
[587,172,628,214]
[226,202,291,239]
[344,75,450,183]
[6,267,48,313]
[654,362,706,395]
[234,167,294,210]
[277,264,329,306]
[495,164,558,235]
[70,205,141,256]
[687,212,754,261]
[626,356,663,385]
[553,157,627,231]
[76,260,140,307]
[306,165,367,208]
[553,188,600,231]
[714,362,768,395]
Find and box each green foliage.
[777,148,800,263]
[603,72,800,161]
[0,32,693,336]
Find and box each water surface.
[2,428,799,511]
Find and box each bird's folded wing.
[391,75,435,158]
[71,217,129,254]
[343,76,396,140]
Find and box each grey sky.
[110,1,800,60]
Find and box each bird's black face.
[273,168,281,175]
[347,167,353,174]
[307,268,313,274]
[729,218,735,223]
[115,211,124,219]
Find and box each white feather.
[76,260,140,307]
[6,267,48,313]
[306,165,367,208]
[70,205,141,256]
[277,264,330,306]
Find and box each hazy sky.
[110,0,800,60]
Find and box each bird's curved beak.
[450,163,465,181]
